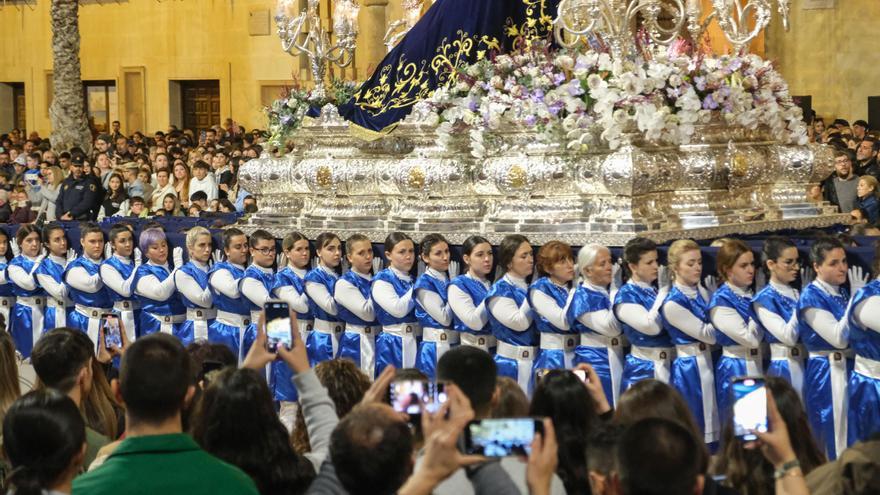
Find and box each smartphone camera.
[389,379,447,418]
[102,313,122,350]
[464,418,543,457]
[264,300,292,353]
[732,377,768,441]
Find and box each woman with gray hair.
[567,243,625,407]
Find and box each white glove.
[611,259,623,292]
[29,254,45,274]
[372,257,384,274]
[276,252,287,268]
[648,287,668,320]
[448,260,460,278]
[848,265,869,296]
[10,238,19,257]
[39,246,46,257]
[104,242,113,259]
[134,247,143,267]
[657,265,671,291]
[754,268,767,292]
[212,249,225,264]
[703,275,719,295]
[417,259,426,277]
[66,248,77,264]
[173,246,184,269]
[799,267,815,291]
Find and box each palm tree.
[48,0,92,153]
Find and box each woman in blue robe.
[335,234,379,378]
[569,244,624,407]
[7,225,46,358]
[530,241,576,373]
[414,234,458,379]
[372,232,419,375]
[304,232,345,365]
[35,223,73,330]
[661,239,720,447]
[847,241,880,445]
[448,236,495,353]
[0,229,16,331]
[753,237,804,397]
[132,228,186,338]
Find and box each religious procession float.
[239,0,845,246]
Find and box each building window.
[83,80,118,134]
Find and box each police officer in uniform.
[56,155,98,221]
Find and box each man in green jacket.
[73,334,258,495]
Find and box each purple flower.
[702,94,719,110]
[468,100,479,111]
[525,115,538,126]
[280,115,294,126]
[694,76,707,92]
[549,101,564,116]
[531,88,545,103]
[553,73,567,85]
[567,81,584,96]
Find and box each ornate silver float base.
[238,121,844,246]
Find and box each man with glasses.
[240,230,279,360]
[822,150,860,213]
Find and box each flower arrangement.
[413,41,808,157]
[265,78,359,148]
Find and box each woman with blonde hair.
[855,175,880,224]
[36,165,64,222]
[660,239,720,448]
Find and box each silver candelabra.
[276,0,360,99]
[554,0,791,57]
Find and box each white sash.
[149,312,185,336]
[579,333,625,405]
[423,327,459,365]
[75,304,110,351]
[460,333,496,352]
[827,351,850,459]
[297,319,314,343]
[496,341,538,393]
[770,343,806,398]
[631,345,674,384]
[47,298,67,327]
[114,301,138,343]
[186,308,217,342]
[722,346,764,376]
[346,323,377,378]
[383,322,419,369]
[19,296,44,351]
[678,342,719,443]
[314,318,345,357]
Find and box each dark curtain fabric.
[336,0,560,137]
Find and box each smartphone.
[102,313,122,349]
[732,377,768,441]
[264,300,292,352]
[389,379,447,416]
[463,418,544,456]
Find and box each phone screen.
[464,418,543,456]
[102,313,121,349]
[264,301,292,352]
[389,380,447,416]
[732,377,768,441]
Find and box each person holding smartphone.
[65,223,114,348]
[174,227,215,346]
[100,224,141,342]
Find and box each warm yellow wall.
[0,0,399,136]
[766,1,879,123]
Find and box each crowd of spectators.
[0,120,261,226]
[808,118,880,234]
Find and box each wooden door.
[12,83,25,132]
[181,80,220,134]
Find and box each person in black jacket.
[56,156,98,221]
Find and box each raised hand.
[66,248,77,264]
[657,265,671,291]
[276,252,287,268]
[212,249,224,264]
[372,257,384,274]
[611,259,623,292]
[173,246,184,269]
[848,265,869,296]
[703,275,719,295]
[134,247,143,267]
[10,238,19,257]
[574,363,611,415]
[448,260,460,278]
[799,266,814,291]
